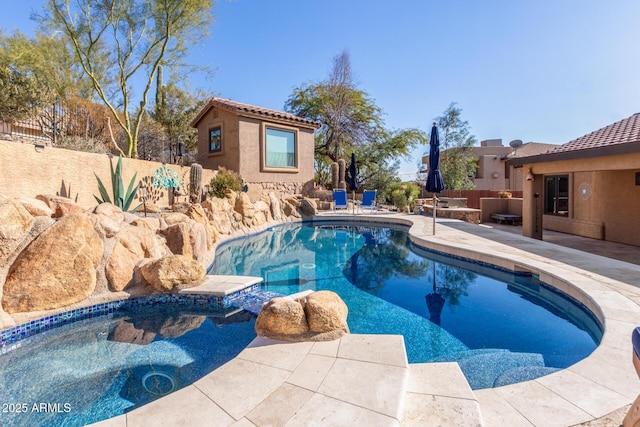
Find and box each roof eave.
[506,141,640,167]
[190,99,320,130]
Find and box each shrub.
[387,182,421,211]
[208,167,242,199]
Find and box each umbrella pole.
[432,195,436,235]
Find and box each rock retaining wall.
[0,190,318,329]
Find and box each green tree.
[435,103,477,190]
[0,29,93,100]
[285,51,426,188]
[40,0,216,158]
[153,81,209,161]
[0,65,52,123]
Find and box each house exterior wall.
[195,108,240,173]
[194,107,316,197]
[521,152,640,246]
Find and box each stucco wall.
[480,198,523,223]
[194,108,315,196]
[0,140,214,209]
[196,108,240,172]
[521,153,640,246]
[237,117,315,187]
[474,155,509,191]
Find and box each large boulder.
[105,224,171,291]
[305,291,349,334]
[139,255,205,293]
[36,194,85,218]
[235,192,255,219]
[93,203,125,224]
[255,297,309,337]
[162,212,191,226]
[300,198,317,217]
[282,200,301,218]
[269,192,282,220]
[0,199,34,264]
[188,221,208,261]
[187,204,213,249]
[2,214,103,313]
[158,222,192,258]
[17,198,53,217]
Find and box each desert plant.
[387,182,421,211]
[338,158,346,189]
[94,155,142,212]
[189,163,203,203]
[208,167,243,199]
[331,162,339,189]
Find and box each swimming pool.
[0,297,257,427]
[209,221,602,389]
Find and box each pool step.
[233,290,284,315]
[179,275,264,297]
[434,349,546,389]
[402,362,484,426]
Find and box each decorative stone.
[305,290,349,333]
[17,198,54,217]
[255,297,309,336]
[2,214,103,313]
[139,255,205,293]
[0,199,34,264]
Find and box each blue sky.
[2,0,640,178]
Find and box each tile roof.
[191,97,321,129]
[547,112,640,154]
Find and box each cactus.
[189,163,203,203]
[338,159,346,189]
[331,162,339,189]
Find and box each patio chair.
[360,189,377,213]
[333,189,348,211]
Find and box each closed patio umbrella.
[425,123,445,234]
[347,152,359,214]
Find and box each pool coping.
[6,212,640,426]
[325,212,640,426]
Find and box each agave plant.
[94,155,142,212]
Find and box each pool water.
[209,221,602,389]
[0,302,256,427]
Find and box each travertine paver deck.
[91,334,413,426]
[90,213,640,426]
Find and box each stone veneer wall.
[0,139,214,209]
